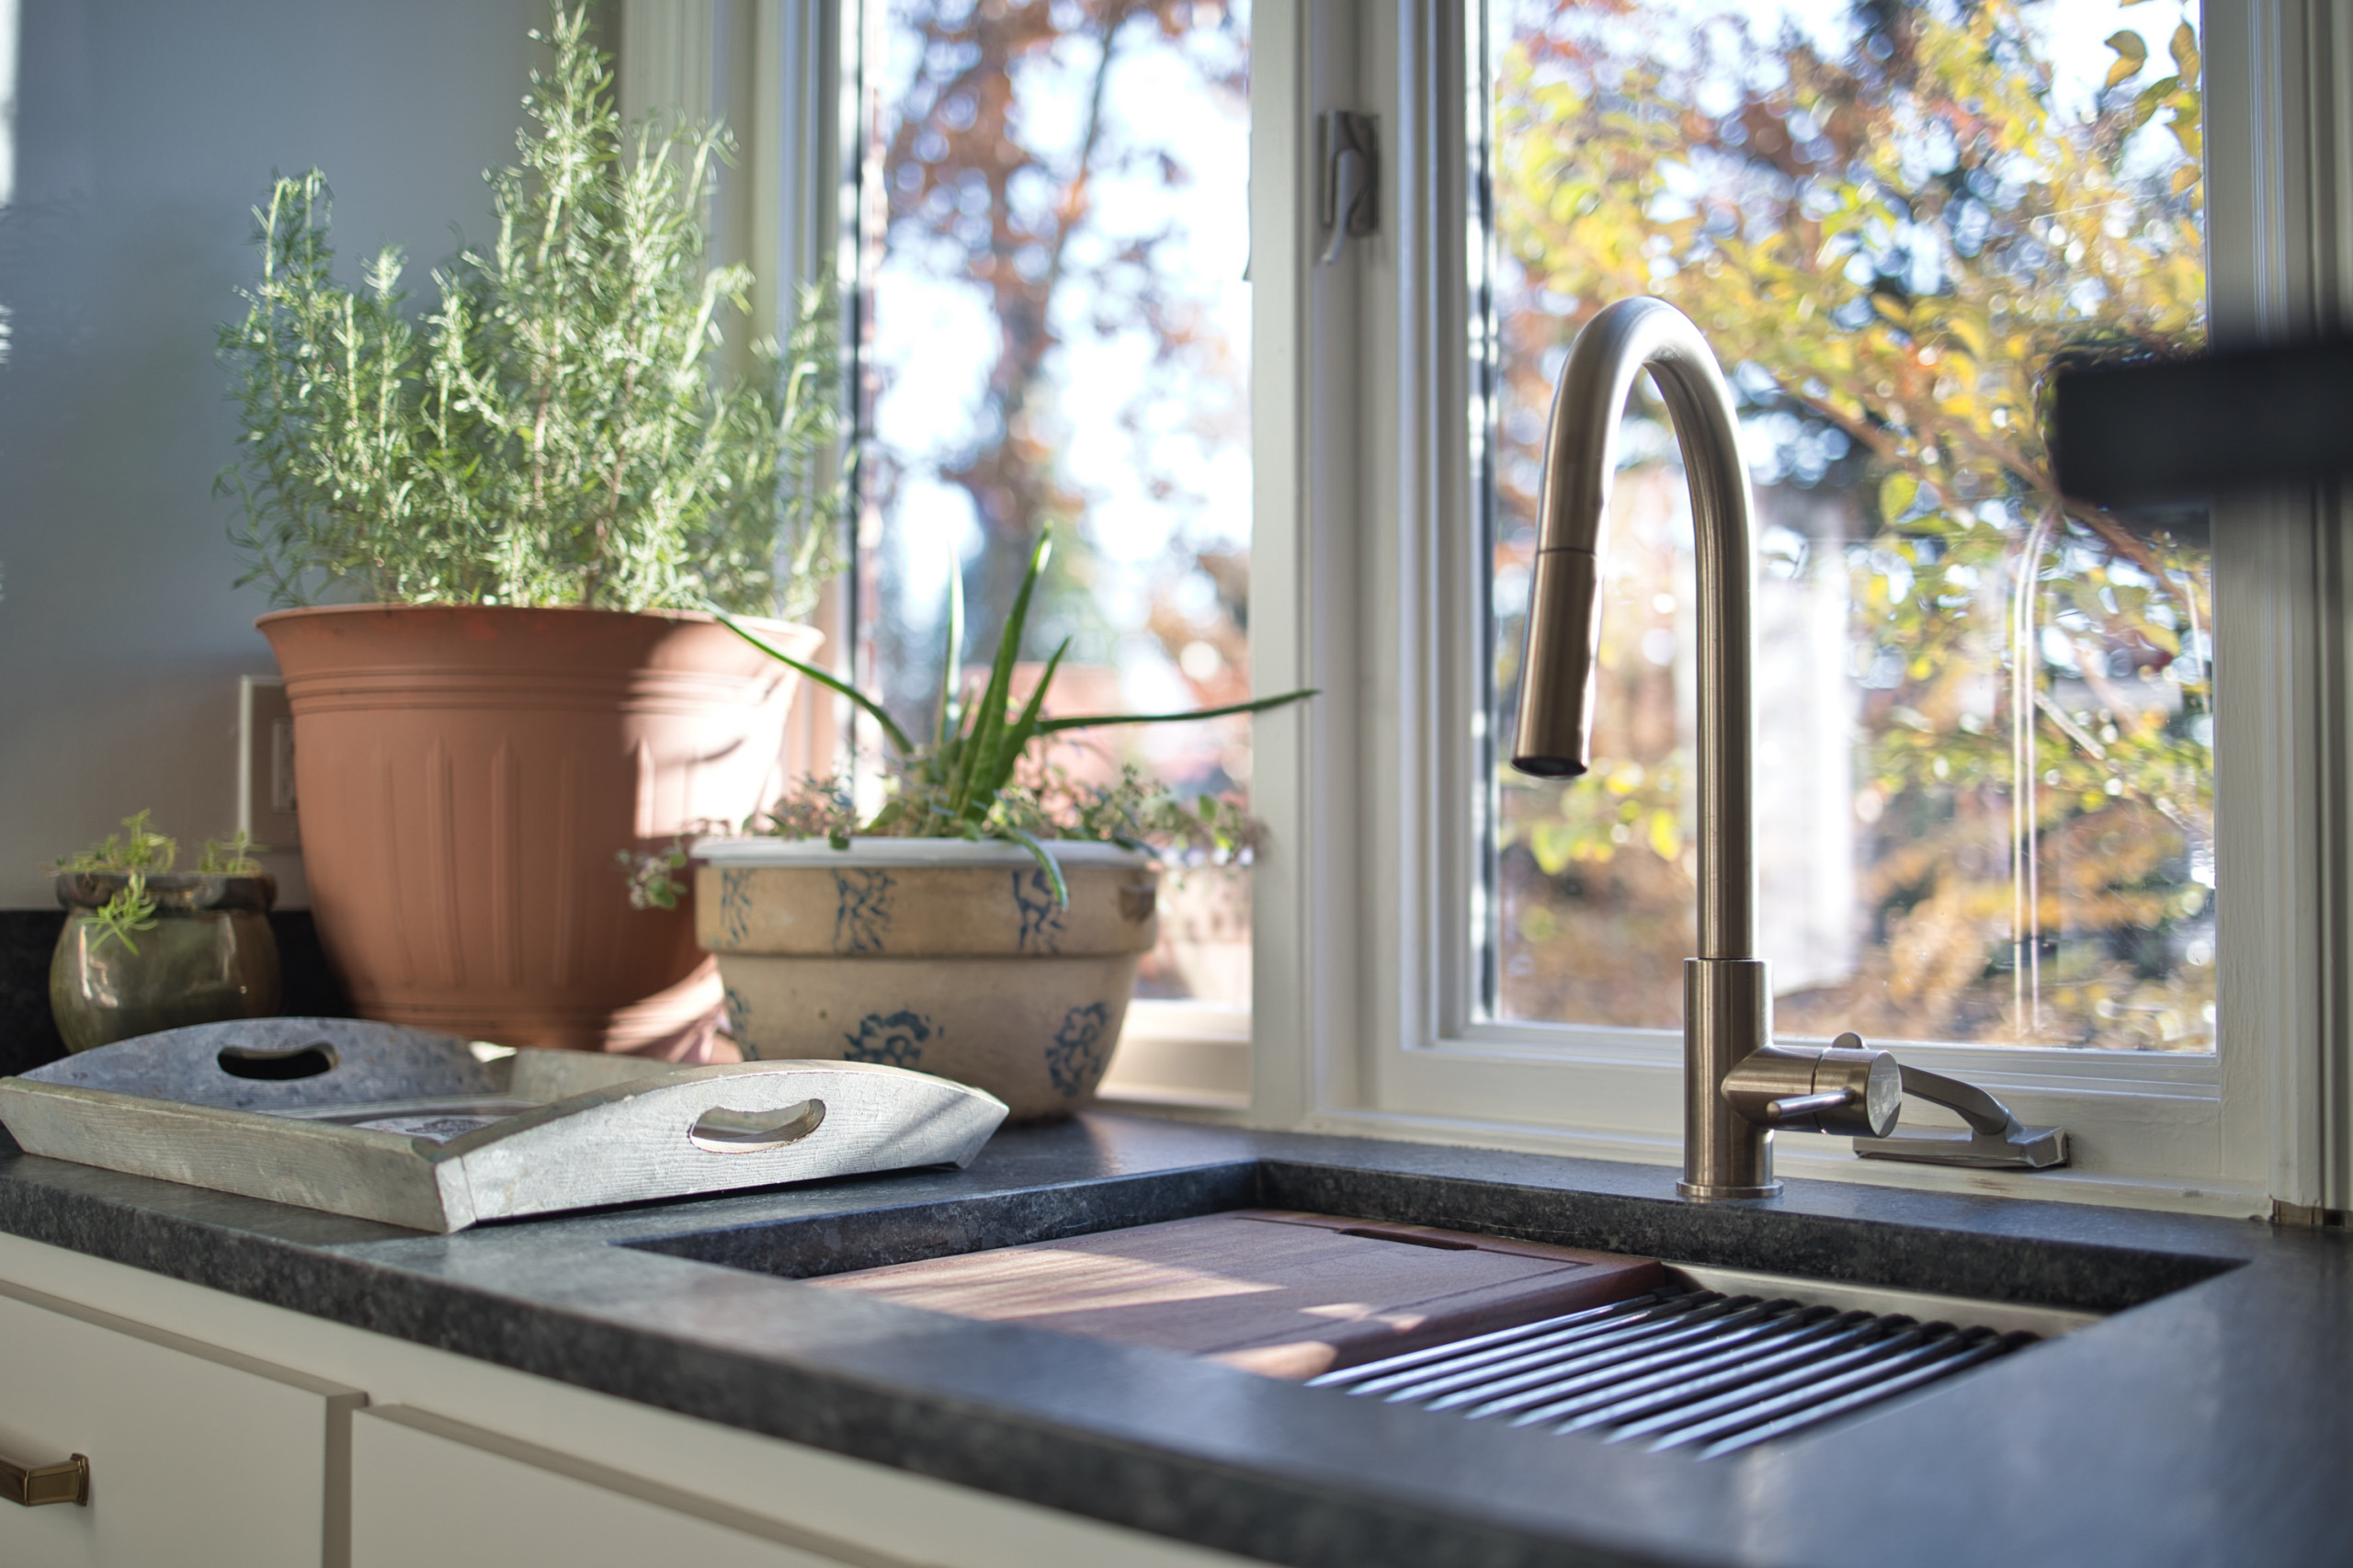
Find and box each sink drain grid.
[1305,1289,2037,1458]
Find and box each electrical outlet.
[238,675,301,849]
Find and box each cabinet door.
[352,1408,879,1568]
[0,1280,361,1568]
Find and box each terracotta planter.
[694,838,1160,1119]
[259,605,819,1053]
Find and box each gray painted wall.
[0,0,553,907]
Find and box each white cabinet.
[351,1406,864,1568]
[0,1278,362,1568]
[0,1232,1252,1568]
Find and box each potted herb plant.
[690,530,1310,1118]
[48,813,281,1054]
[220,6,840,1054]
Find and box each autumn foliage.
[1492,0,2213,1050]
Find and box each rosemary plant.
[218,4,840,617]
[56,811,180,881]
[51,813,267,954]
[720,529,1314,904]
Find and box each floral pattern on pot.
[719,869,756,948]
[1012,869,1067,954]
[1046,1002,1112,1096]
[843,1008,934,1068]
[833,870,895,953]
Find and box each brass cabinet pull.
[2,1451,89,1506]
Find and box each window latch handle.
[1840,1033,2072,1170]
[1318,111,1378,265]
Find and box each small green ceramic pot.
[49,872,283,1054]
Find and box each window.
[749,0,2343,1211]
[1483,2,2215,1055]
[849,0,1256,1103]
[1242,0,2339,1217]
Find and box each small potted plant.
[688,531,1310,1119]
[49,813,281,1054]
[219,6,841,1055]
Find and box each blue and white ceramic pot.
[691,838,1159,1120]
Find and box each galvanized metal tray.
[0,1017,1007,1232]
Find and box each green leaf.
[975,637,1072,814]
[936,559,966,748]
[952,528,1053,820]
[85,872,161,956]
[990,824,1069,907]
[1877,473,1919,523]
[716,614,915,756]
[2167,93,2203,159]
[1034,687,1320,735]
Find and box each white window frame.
[1246,0,2353,1219]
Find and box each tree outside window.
[1487,0,2211,1051]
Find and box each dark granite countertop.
[0,1111,2344,1568]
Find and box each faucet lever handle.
[1722,1042,1901,1139]
[1760,1088,1862,1123]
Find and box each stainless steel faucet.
[1510,298,2066,1199]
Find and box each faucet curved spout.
[1513,296,1756,963]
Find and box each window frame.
[1245,0,2350,1218]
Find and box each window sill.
[1291,1105,2269,1221]
[1097,1000,1252,1112]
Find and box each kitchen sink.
[620,1156,2238,1452]
[623,1157,2234,1311]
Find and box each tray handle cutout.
[217,1040,342,1081]
[688,1098,826,1154]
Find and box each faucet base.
[1683,958,1776,1197]
[1676,1178,1784,1201]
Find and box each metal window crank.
[1841,1033,2070,1170]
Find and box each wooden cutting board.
[807,1210,1662,1378]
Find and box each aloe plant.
[719,528,1313,903]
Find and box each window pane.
[1484,1,2213,1051]
[855,1,1253,1005]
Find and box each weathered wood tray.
[0,1017,1007,1232]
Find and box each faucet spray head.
[1506,296,1752,796]
[1510,544,1603,778]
